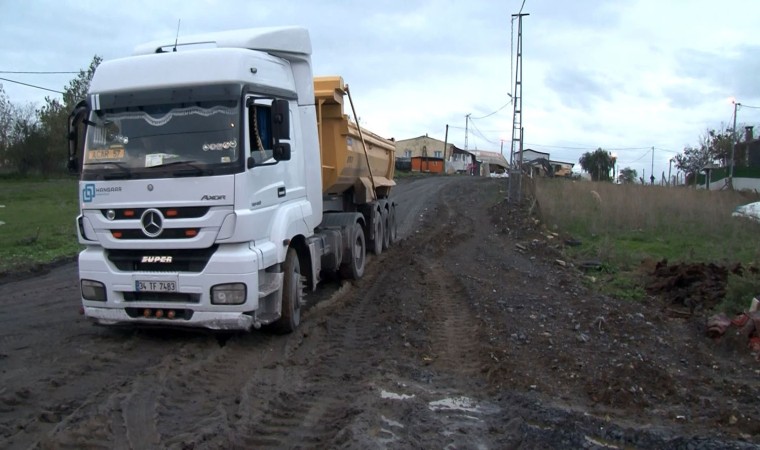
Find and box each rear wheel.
[271,248,302,334]
[370,210,384,255]
[388,204,398,245]
[340,222,366,280]
[382,207,391,250]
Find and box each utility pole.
[509,11,528,202]
[443,124,449,170]
[730,100,740,189]
[650,146,654,184]
[464,114,471,150]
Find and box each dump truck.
[66,26,397,333]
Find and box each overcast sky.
[2,0,760,180]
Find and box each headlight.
[81,279,106,301]
[211,283,246,305]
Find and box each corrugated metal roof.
[470,150,508,167]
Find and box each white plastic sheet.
[732,202,760,223]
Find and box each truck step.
[258,272,283,298]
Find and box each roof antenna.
[173,19,181,52]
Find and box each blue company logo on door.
[83,184,96,202]
[82,183,122,203]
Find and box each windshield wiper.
[147,159,200,169]
[147,160,213,177]
[84,161,132,180]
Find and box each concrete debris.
[706,298,760,357]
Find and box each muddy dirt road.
[1,176,759,449]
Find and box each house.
[394,134,454,174]
[698,126,760,191]
[470,150,509,176]
[515,149,575,178]
[447,145,476,174]
[394,134,452,160]
[394,135,510,176]
[411,156,444,173]
[551,161,575,177]
[516,149,550,165]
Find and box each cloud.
[676,45,760,102]
[543,67,613,110]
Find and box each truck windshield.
[82,99,240,179]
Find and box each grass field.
[0,177,81,273]
[533,178,760,309]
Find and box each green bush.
[720,271,760,315]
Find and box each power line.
[526,143,652,151]
[469,120,498,145]
[470,100,512,120]
[739,103,760,109]
[0,70,79,74]
[0,77,64,94]
[518,0,527,14]
[627,148,651,163]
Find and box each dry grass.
[533,178,760,267]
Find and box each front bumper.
[84,306,255,330]
[78,243,264,331]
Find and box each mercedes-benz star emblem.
[140,209,164,238]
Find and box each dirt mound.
[646,260,758,313]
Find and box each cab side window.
[248,100,274,164]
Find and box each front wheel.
[270,248,303,334]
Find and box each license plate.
[135,280,177,292]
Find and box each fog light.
[81,279,106,301]
[211,283,246,305]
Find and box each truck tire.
[340,222,366,280]
[388,204,398,245]
[382,207,391,250]
[370,210,383,255]
[271,248,302,334]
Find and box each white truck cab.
[67,27,396,333]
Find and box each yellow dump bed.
[314,76,395,202]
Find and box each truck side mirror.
[67,100,90,175]
[272,99,290,141]
[273,143,291,161]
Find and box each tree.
[33,55,102,175]
[0,86,12,167]
[578,147,614,181]
[4,103,41,175]
[673,127,731,186]
[618,166,637,184]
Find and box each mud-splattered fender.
[260,200,312,266]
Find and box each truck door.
[242,96,305,239]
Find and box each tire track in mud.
[84,335,297,449]
[408,182,489,378]
[155,336,297,449]
[1,323,187,447]
[414,258,485,376]
[234,260,394,448]
[35,338,208,449]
